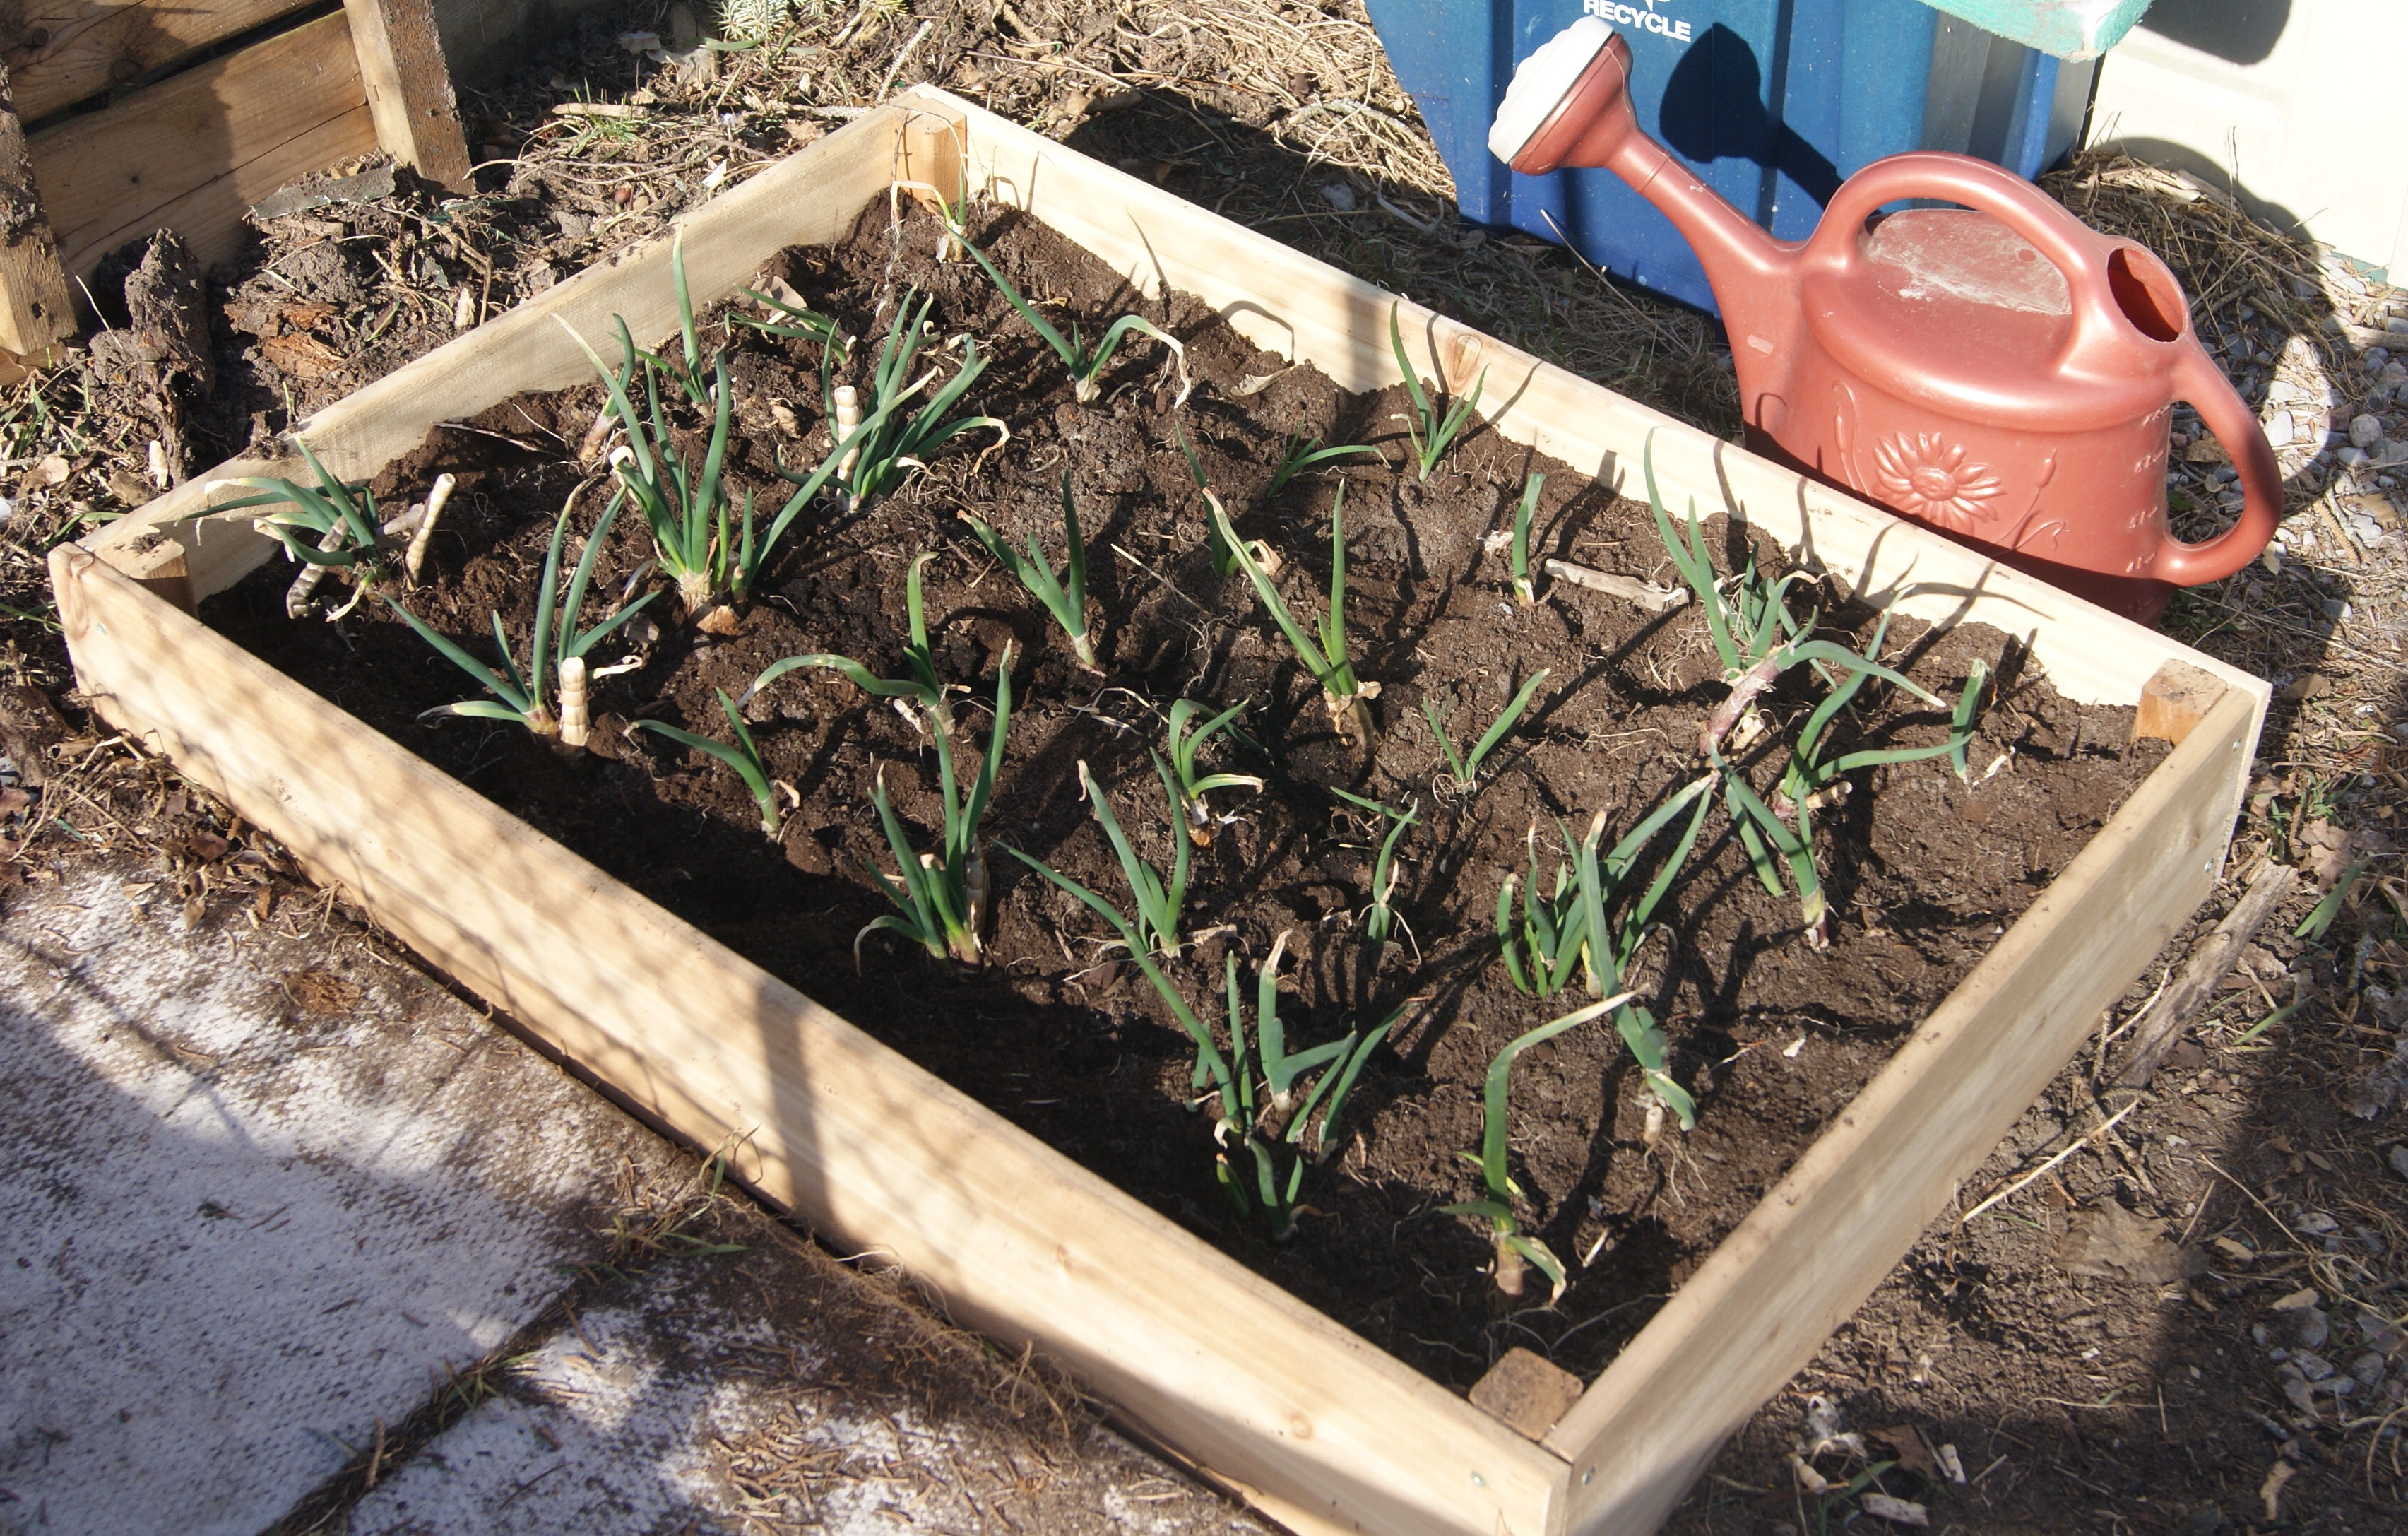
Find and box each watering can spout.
[1488,20,1794,351]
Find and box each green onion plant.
[1332,788,1420,947]
[1421,668,1550,791]
[860,645,1014,967]
[1211,483,1380,743]
[389,481,657,740]
[1072,757,1190,959]
[1442,988,1638,1303]
[1495,821,1590,1000]
[742,552,956,734]
[1510,471,1541,605]
[1165,697,1262,846]
[948,215,1190,405]
[1717,632,1986,947]
[1389,302,1485,482]
[631,688,787,836]
[1641,437,1938,756]
[1267,431,1382,497]
[816,288,1007,506]
[204,439,395,620]
[961,471,1095,670]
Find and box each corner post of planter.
[343,0,475,191]
[0,60,75,361]
[895,99,968,213]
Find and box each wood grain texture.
[27,8,375,278]
[1546,687,2258,1533]
[68,93,2275,1536]
[0,0,317,124]
[342,0,468,189]
[0,56,71,353]
[50,543,1567,1536]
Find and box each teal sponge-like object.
[1918,0,2154,60]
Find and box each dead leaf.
[283,968,364,1015]
[2277,671,2330,702]
[34,454,69,485]
[1861,1492,1928,1528]
[1870,1426,1939,1482]
[2056,1201,2208,1284]
[257,331,347,380]
[2184,436,2231,465]
[277,300,337,331]
[179,829,230,863]
[2295,818,2356,887]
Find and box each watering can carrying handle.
[1808,153,2280,588]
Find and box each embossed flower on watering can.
[1870,434,2003,532]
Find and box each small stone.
[2389,317,2408,335]
[2347,513,2386,547]
[1319,180,1356,212]
[2339,446,2369,467]
[2294,1349,2335,1381]
[2295,1306,2330,1350]
[2384,362,2408,387]
[2351,413,2383,448]
[2279,1364,2316,1412]
[2265,410,2295,447]
[2352,1352,2388,1387]
[2390,1143,2408,1178]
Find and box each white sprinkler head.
[1487,17,1617,167]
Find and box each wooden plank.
[935,90,2260,720]
[1545,686,2258,1534]
[0,57,72,355]
[1,0,318,124]
[27,8,376,278]
[87,100,931,603]
[342,0,470,189]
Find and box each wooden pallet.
[59,93,2271,1535]
[0,0,470,359]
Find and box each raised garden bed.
[62,93,2269,1536]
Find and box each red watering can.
[1485,20,2279,624]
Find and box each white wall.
[2090,0,2406,271]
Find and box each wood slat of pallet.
[343,0,468,189]
[28,8,378,279]
[1,0,319,125]
[0,61,73,358]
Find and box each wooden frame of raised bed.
[0,0,470,359]
[55,90,2270,1535]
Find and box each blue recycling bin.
[1363,0,2091,314]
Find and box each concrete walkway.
[1,859,1257,1535]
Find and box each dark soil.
[202,196,2169,1395]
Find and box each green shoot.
[1510,471,1541,605]
[2296,862,2364,943]
[1495,822,1591,999]
[631,689,786,836]
[201,438,392,619]
[1175,426,1240,577]
[1570,780,1715,1124]
[1002,847,1233,1093]
[733,280,842,350]
[859,646,1014,967]
[389,480,656,739]
[1950,660,1989,782]
[1073,757,1189,959]
[1421,668,1550,790]
[1212,482,1380,741]
[1639,435,1943,757]
[1165,697,1262,846]
[742,553,956,734]
[1444,989,1637,1302]
[948,215,1190,404]
[1267,431,1382,497]
[1211,936,1394,1239]
[1388,302,1485,481]
[821,288,1007,506]
[960,471,1095,670]
[1331,788,1420,947]
[1716,630,1986,947]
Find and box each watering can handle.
[1810,153,2279,589]
[2159,345,2284,586]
